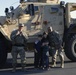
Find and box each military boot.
[22,63,26,71]
[12,64,16,72]
[61,61,64,68]
[22,66,26,71]
[60,56,64,68]
[61,64,64,68]
[51,62,56,67]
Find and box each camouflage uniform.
[47,31,64,68]
[10,29,27,71]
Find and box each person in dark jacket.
[34,35,42,68]
[47,26,64,68]
[41,32,50,70]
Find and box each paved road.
[0,52,76,75]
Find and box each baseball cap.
[18,23,24,27]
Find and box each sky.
[0,0,76,17]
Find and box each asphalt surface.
[0,52,76,75]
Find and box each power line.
[11,1,19,6]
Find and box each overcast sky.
[0,0,76,17]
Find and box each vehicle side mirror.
[28,4,35,16]
[10,6,14,11]
[60,1,65,7]
[5,8,9,14]
[20,0,25,3]
[60,1,65,8]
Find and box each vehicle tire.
[0,39,7,68]
[65,35,76,61]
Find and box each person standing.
[41,32,50,70]
[34,35,42,68]
[47,27,64,68]
[10,23,27,72]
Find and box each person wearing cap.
[47,26,64,68]
[10,23,27,72]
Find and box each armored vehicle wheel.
[0,39,7,68]
[65,35,76,61]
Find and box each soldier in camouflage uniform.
[10,23,27,72]
[47,27,64,68]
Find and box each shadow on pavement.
[0,59,74,69]
[0,66,50,75]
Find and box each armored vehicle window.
[34,6,39,12]
[24,5,39,16]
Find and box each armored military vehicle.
[0,0,76,68]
